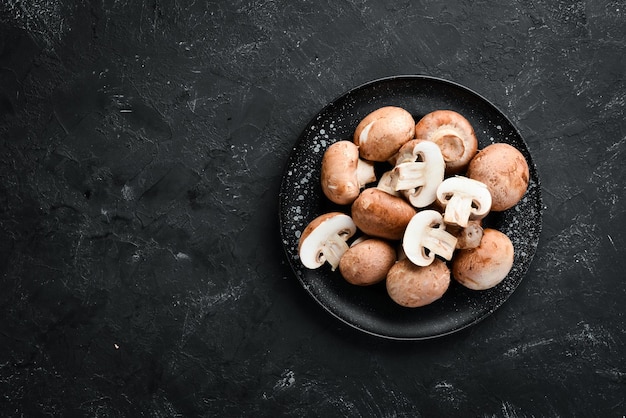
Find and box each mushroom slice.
[415,109,478,175]
[436,176,492,228]
[390,140,445,208]
[402,210,458,267]
[321,140,376,205]
[298,212,357,271]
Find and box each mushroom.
[339,238,397,286]
[414,109,478,174]
[353,106,415,162]
[390,140,445,208]
[351,187,416,241]
[298,212,357,271]
[466,143,529,211]
[448,220,484,250]
[320,140,376,205]
[375,170,401,197]
[386,258,451,308]
[436,176,492,228]
[452,228,514,290]
[402,210,458,267]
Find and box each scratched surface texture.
[0,0,624,416]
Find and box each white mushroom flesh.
[376,170,401,197]
[356,158,376,186]
[403,210,458,267]
[437,176,492,228]
[299,214,356,270]
[390,141,445,208]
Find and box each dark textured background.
[0,0,624,416]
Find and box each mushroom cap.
[298,212,356,269]
[320,140,376,205]
[351,188,416,241]
[452,228,514,290]
[354,106,415,162]
[339,238,397,286]
[386,258,451,308]
[448,220,484,250]
[415,110,478,174]
[466,143,529,212]
[436,176,492,227]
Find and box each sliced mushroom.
[351,188,416,241]
[452,228,514,290]
[353,106,415,162]
[390,140,445,208]
[436,176,492,228]
[415,109,478,174]
[467,143,529,211]
[339,238,397,286]
[298,212,356,271]
[321,140,376,205]
[386,258,451,308]
[402,210,458,267]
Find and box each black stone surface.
[0,1,624,416]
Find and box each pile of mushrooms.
[299,106,529,308]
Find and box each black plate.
[278,75,543,340]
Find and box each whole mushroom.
[354,106,415,162]
[452,228,514,290]
[386,258,451,308]
[339,238,397,286]
[415,110,478,174]
[298,212,357,271]
[467,143,529,212]
[320,140,376,205]
[351,187,416,241]
[448,220,484,250]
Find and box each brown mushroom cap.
[448,220,484,250]
[339,238,396,286]
[452,228,514,290]
[320,140,376,205]
[386,258,451,308]
[415,110,478,174]
[353,106,415,162]
[466,143,529,212]
[351,188,416,240]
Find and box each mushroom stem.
[391,161,427,191]
[431,128,466,161]
[423,227,457,261]
[443,194,474,228]
[323,234,351,271]
[356,158,376,186]
[376,171,401,196]
[358,121,375,147]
